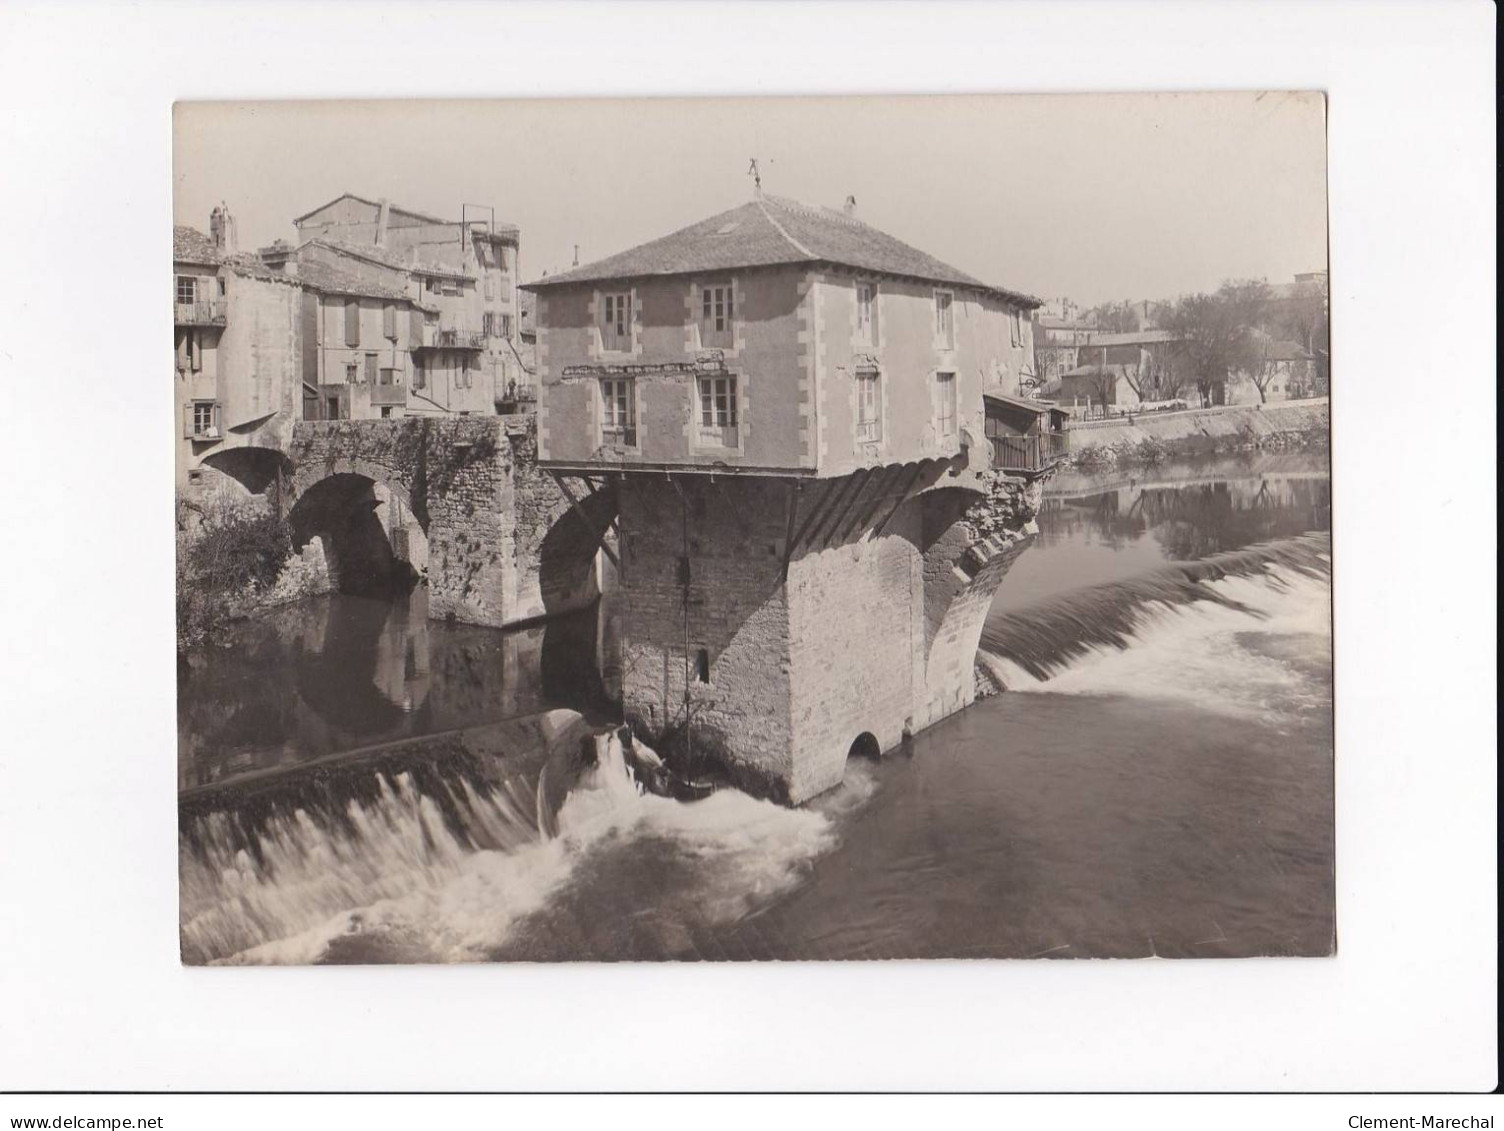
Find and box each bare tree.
[1162,280,1269,407]
[1244,335,1280,404]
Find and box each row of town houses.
[173,194,536,494]
[175,189,1325,502]
[175,190,1067,498]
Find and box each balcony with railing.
[414,321,486,351]
[175,299,226,327]
[989,430,1070,474]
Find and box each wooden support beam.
[786,478,840,555]
[814,468,872,548]
[839,464,903,542]
[873,463,928,537]
[548,470,620,569]
[780,481,802,579]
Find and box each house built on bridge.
[527,191,1047,801]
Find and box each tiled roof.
[984,391,1061,415]
[1255,337,1313,362]
[1072,329,1181,347]
[174,226,221,265]
[525,195,1041,307]
[294,258,423,305]
[292,192,519,239]
[1061,363,1134,379]
[303,238,473,282]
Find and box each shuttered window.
[857,283,878,346]
[699,284,734,349]
[601,292,631,352]
[856,369,882,442]
[383,303,397,340]
[344,299,361,347]
[364,352,378,384]
[934,371,957,437]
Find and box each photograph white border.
[0,0,1495,1095]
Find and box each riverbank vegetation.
[176,494,296,651]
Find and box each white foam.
[184,734,840,965]
[993,565,1332,721]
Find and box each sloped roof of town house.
[300,238,475,283]
[1072,329,1182,348]
[294,258,433,308]
[524,195,1042,307]
[983,390,1062,415]
[292,192,520,239]
[174,225,222,266]
[1254,337,1314,362]
[1061,362,1136,380]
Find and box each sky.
[175,92,1327,308]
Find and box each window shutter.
[383,303,396,340]
[410,308,423,343]
[365,353,377,384]
[345,299,360,346]
[189,332,202,371]
[176,330,188,372]
[182,403,193,439]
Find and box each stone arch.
[847,732,882,761]
[291,454,424,531]
[285,470,427,598]
[908,480,1036,728]
[534,479,618,618]
[196,445,296,511]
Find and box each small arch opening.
[847,732,882,762]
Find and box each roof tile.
[526,196,1040,306]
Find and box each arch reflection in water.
[176,588,611,792]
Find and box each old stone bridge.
[203,415,615,628]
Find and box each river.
[179,452,1333,964]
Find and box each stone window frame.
[598,375,640,451]
[855,365,884,447]
[933,287,956,351]
[692,370,744,455]
[690,277,743,356]
[932,369,959,442]
[854,279,881,351]
[595,287,640,357]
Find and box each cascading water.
[978,533,1332,716]
[180,725,840,965]
[178,456,1335,962]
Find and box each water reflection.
[1001,456,1330,608]
[177,588,604,791]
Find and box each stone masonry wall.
[613,464,1042,805]
[618,475,796,797]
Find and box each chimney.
[210,202,237,253]
[376,198,391,248]
[843,195,857,217]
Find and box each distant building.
[289,193,529,414]
[1230,332,1319,403]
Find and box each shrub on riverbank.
[176,495,295,651]
[1065,411,1329,472]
